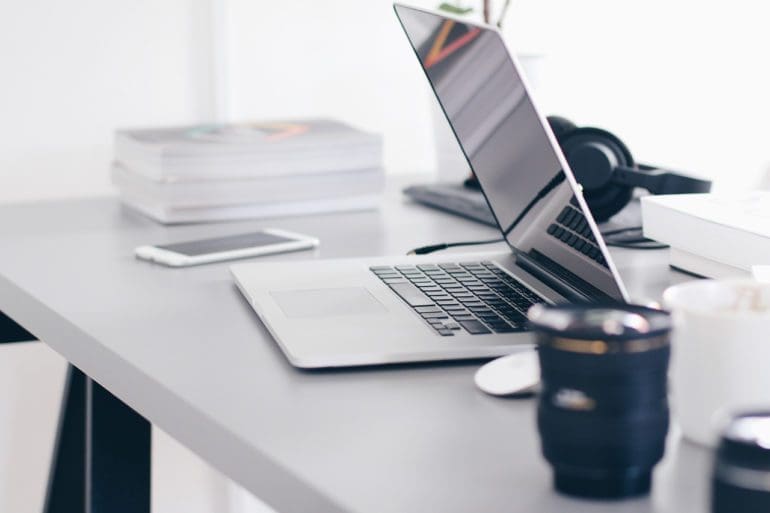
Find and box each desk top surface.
[0,180,707,513]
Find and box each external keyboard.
[370,261,543,337]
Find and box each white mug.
[663,279,770,447]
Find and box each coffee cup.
[663,279,770,447]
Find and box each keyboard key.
[503,312,528,323]
[415,306,441,313]
[458,319,492,334]
[444,323,462,330]
[422,312,449,319]
[451,314,476,321]
[436,328,455,336]
[491,324,518,333]
[389,282,435,307]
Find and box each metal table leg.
[43,365,151,513]
[0,311,34,343]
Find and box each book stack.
[641,192,770,278]
[112,119,385,224]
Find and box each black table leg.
[43,365,151,513]
[86,374,151,513]
[0,310,34,343]
[43,366,86,513]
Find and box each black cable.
[407,237,504,255]
[606,241,669,250]
[601,226,644,237]
[601,225,668,250]
[408,223,668,255]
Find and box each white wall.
[503,0,770,191]
[0,0,214,202]
[223,0,770,190]
[4,0,770,204]
[223,0,439,174]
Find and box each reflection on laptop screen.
[395,5,627,302]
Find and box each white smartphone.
[135,228,319,267]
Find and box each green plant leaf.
[437,2,474,15]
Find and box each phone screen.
[156,232,294,257]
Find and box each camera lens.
[713,412,770,513]
[528,304,672,499]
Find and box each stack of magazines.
[112,119,385,223]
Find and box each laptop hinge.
[514,250,611,303]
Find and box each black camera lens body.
[528,304,672,499]
[713,412,770,513]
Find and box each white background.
[3,0,770,205]
[2,1,770,512]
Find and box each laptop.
[230,4,629,368]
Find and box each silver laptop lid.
[394,4,628,302]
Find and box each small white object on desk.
[474,350,540,397]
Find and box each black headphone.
[547,116,712,222]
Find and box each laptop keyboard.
[370,261,543,337]
[547,197,607,267]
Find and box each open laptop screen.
[395,4,627,302]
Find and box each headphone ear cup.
[547,116,578,141]
[558,127,635,222]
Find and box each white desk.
[0,179,708,513]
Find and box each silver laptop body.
[231,4,629,368]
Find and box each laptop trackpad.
[270,288,386,318]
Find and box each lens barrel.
[528,304,672,499]
[712,412,770,513]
